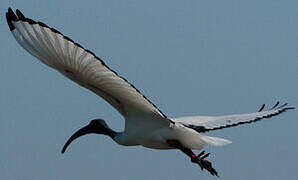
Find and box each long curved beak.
[61,124,96,154]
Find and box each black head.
[89,119,110,131]
[61,119,116,154]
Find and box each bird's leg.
[166,139,218,177]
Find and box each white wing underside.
[173,102,294,132]
[6,9,170,128]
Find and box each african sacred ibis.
[6,8,295,177]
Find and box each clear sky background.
[1,0,297,180]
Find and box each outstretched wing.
[173,102,295,133]
[6,8,167,120]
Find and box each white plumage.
[173,102,292,132]
[6,8,294,177]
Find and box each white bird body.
[6,8,294,176]
[115,114,231,150]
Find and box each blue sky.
[1,0,297,179]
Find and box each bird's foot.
[165,139,218,177]
[191,151,219,177]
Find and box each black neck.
[104,128,117,139]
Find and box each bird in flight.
[6,8,294,177]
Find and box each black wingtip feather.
[6,12,15,31]
[8,7,13,13]
[6,8,18,31]
[278,103,288,109]
[258,104,265,112]
[270,101,280,110]
[16,9,26,20]
[284,107,295,110]
[8,8,18,21]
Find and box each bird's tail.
[201,135,232,146]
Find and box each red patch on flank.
[191,155,197,163]
[65,69,73,74]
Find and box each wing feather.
[6,8,167,120]
[173,102,295,133]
